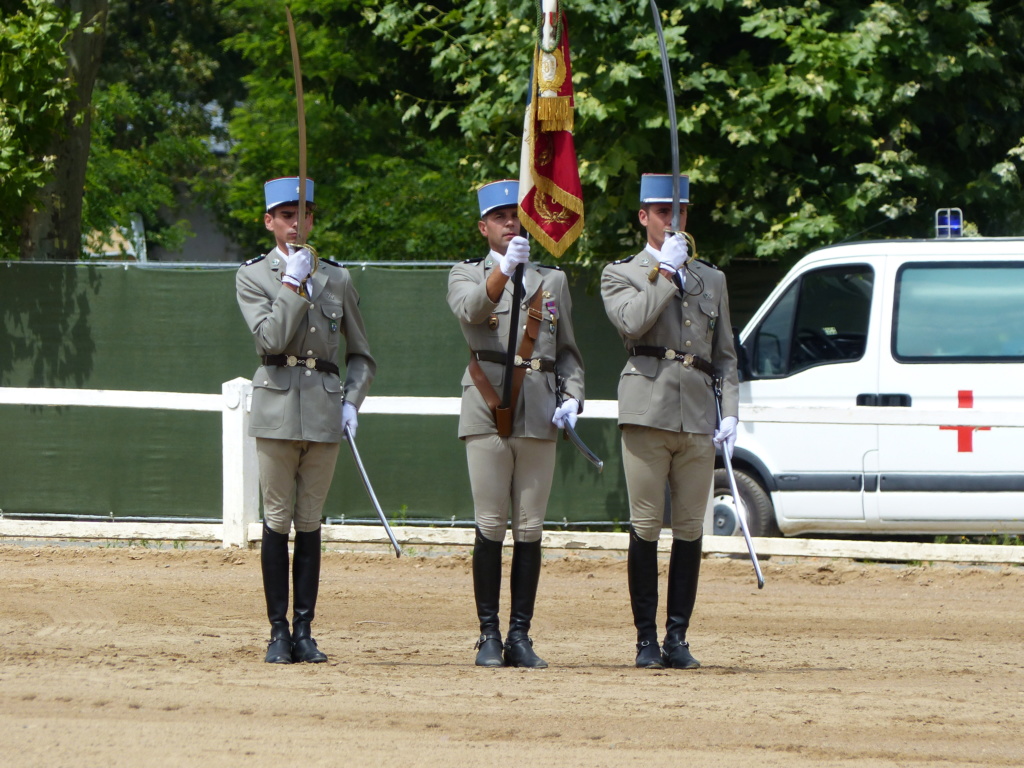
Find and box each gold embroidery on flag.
[536,192,571,224]
[537,48,573,132]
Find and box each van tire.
[713,468,780,538]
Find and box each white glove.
[285,245,313,282]
[552,398,579,430]
[713,415,738,459]
[660,233,689,271]
[341,401,358,440]
[499,236,531,276]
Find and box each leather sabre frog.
[468,286,547,437]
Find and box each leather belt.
[262,354,340,376]
[473,350,555,373]
[629,346,715,377]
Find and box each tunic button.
[630,367,637,372]
[304,370,312,377]
[310,327,317,333]
[685,340,692,347]
[682,301,689,307]
[263,380,268,385]
[307,350,313,355]
[331,312,337,318]
[684,320,691,327]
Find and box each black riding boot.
[472,527,504,667]
[663,536,702,669]
[291,526,328,663]
[504,539,548,668]
[261,524,292,664]
[628,526,663,669]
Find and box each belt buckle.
[285,355,298,367]
[682,354,694,367]
[514,354,524,367]
[305,357,317,369]
[530,359,541,371]
[664,349,677,360]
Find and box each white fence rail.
[2,382,1023,564]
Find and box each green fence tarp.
[0,263,633,526]
[1,260,779,526]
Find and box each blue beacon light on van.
[934,208,963,238]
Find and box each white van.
[714,232,1024,538]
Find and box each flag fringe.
[538,96,573,132]
[520,210,584,259]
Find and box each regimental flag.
[518,5,584,258]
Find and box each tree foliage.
[372,0,1024,267]
[83,0,247,255]
[220,0,484,261]
[4,1,1024,268]
[0,0,79,259]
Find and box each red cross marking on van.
[939,390,991,452]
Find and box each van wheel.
[713,468,780,538]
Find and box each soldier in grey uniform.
[447,179,585,668]
[601,174,739,670]
[236,177,375,664]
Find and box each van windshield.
[894,263,1024,361]
[749,265,873,377]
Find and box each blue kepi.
[640,173,689,205]
[477,179,519,217]
[265,177,315,211]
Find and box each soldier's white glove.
[660,233,689,271]
[552,398,579,430]
[285,245,313,282]
[713,415,738,459]
[499,236,531,276]
[341,401,358,440]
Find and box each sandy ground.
[1,542,1022,768]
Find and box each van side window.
[894,263,1024,361]
[750,265,873,377]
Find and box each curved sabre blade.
[564,423,603,472]
[344,425,402,558]
[285,6,309,244]
[714,383,764,588]
[648,0,682,232]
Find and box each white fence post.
[222,378,258,548]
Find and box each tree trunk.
[19,0,109,261]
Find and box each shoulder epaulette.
[241,254,266,267]
[611,255,636,266]
[536,263,563,271]
[694,258,718,270]
[319,257,342,268]
[462,256,485,264]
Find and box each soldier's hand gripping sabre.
[556,376,603,472]
[714,378,765,589]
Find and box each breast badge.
[545,301,558,333]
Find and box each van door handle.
[857,393,912,407]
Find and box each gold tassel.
[538,96,574,132]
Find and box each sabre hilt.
[664,229,697,264]
[289,241,321,278]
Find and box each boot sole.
[663,656,700,669]
[636,660,665,669]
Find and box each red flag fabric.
[518,10,584,258]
